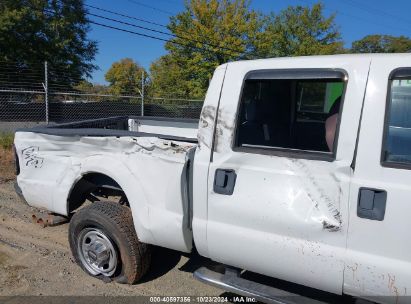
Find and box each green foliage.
[150,55,188,98]
[255,2,343,57]
[72,80,108,102]
[105,58,147,96]
[351,35,411,53]
[150,1,343,99]
[0,0,97,82]
[0,133,14,150]
[150,0,260,99]
[74,80,108,94]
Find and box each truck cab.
[193,54,411,303]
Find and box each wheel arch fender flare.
[64,155,154,244]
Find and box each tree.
[69,80,108,102]
[74,80,108,94]
[105,58,147,96]
[0,0,97,84]
[255,2,343,58]
[351,35,411,53]
[150,55,189,98]
[150,1,344,99]
[150,0,261,99]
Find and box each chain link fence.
[0,61,204,132]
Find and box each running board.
[194,267,328,304]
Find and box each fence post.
[44,61,49,124]
[141,70,144,116]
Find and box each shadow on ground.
[140,246,220,284]
[143,246,357,304]
[139,246,182,283]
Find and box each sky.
[85,0,411,84]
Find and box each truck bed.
[19,116,198,142]
[14,116,198,253]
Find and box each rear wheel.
[69,201,151,284]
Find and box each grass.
[0,133,15,182]
[0,132,14,150]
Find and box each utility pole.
[43,61,49,124]
[141,70,145,116]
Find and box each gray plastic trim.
[389,68,411,80]
[246,69,347,80]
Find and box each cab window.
[382,68,411,166]
[235,69,346,159]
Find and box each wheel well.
[67,172,127,214]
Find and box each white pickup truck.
[13,54,411,304]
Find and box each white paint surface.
[15,132,196,252]
[344,55,411,304]
[206,55,371,294]
[128,118,198,139]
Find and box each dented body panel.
[15,131,196,252]
[204,56,371,295]
[14,54,411,303]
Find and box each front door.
[206,58,370,294]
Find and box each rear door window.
[235,69,346,159]
[382,68,411,167]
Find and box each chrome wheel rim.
[77,228,118,277]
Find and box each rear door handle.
[357,188,387,221]
[213,169,237,195]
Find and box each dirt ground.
[0,148,15,183]
[0,180,222,298]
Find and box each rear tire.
[69,201,151,284]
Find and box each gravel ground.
[0,180,222,298]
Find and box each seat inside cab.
[236,73,345,154]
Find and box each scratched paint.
[14,131,196,253]
[213,107,236,153]
[287,159,342,231]
[131,137,194,156]
[197,105,216,149]
[209,103,343,233]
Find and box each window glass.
[236,76,345,154]
[383,76,411,164]
[297,82,344,113]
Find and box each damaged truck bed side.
[14,54,411,304]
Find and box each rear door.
[206,57,370,294]
[345,55,411,303]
